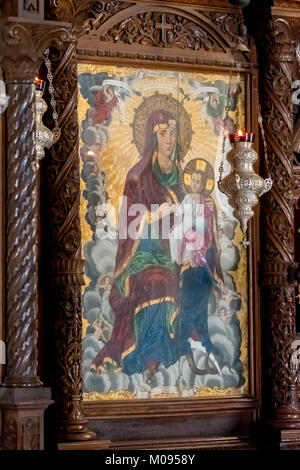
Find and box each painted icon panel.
[78,64,248,400]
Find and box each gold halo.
[132,93,192,159]
[182,158,215,196]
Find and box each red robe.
[91,156,183,370]
[92,89,118,125]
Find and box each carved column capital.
[0,19,72,82]
[264,17,294,63]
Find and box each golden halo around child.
[182,158,215,196]
[132,93,192,159]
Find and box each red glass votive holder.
[229,132,255,144]
[34,77,45,92]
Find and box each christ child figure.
[170,160,217,270]
[170,159,224,357]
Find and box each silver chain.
[218,66,241,189]
[258,107,271,178]
[44,48,61,143]
[235,65,241,132]
[218,72,232,188]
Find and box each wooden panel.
[42,0,262,447]
[86,409,257,446]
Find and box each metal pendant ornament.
[218,70,272,247]
[218,132,272,235]
[35,48,61,161]
[35,83,53,160]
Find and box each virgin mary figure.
[91,109,184,380]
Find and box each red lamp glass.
[229,130,255,143]
[34,77,45,92]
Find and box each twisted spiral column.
[0,17,74,450]
[2,81,42,387]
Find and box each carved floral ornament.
[45,1,133,25]
[100,12,222,51]
[44,1,250,55]
[45,0,235,24]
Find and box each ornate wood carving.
[2,413,42,450]
[2,413,18,450]
[45,1,250,59]
[43,41,95,441]
[201,11,249,50]
[45,0,236,23]
[0,388,52,450]
[39,0,262,449]
[22,417,40,450]
[274,0,300,8]
[0,20,71,387]
[0,22,70,81]
[77,47,252,69]
[161,0,233,5]
[77,6,250,60]
[45,1,133,27]
[253,15,300,433]
[294,167,300,205]
[1,0,44,18]
[249,0,300,8]
[100,12,223,51]
[73,6,251,74]
[40,0,254,446]
[0,16,71,452]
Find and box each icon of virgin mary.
[91,106,189,380]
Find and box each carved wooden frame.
[1,0,299,451]
[40,1,264,448]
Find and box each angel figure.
[185,80,240,136]
[88,79,138,126]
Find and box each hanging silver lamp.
[35,78,54,161]
[218,131,272,235]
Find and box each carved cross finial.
[156,14,173,44]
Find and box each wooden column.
[253,12,300,447]
[0,16,71,449]
[43,41,95,442]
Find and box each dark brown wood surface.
[0,0,300,450]
[42,0,261,449]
